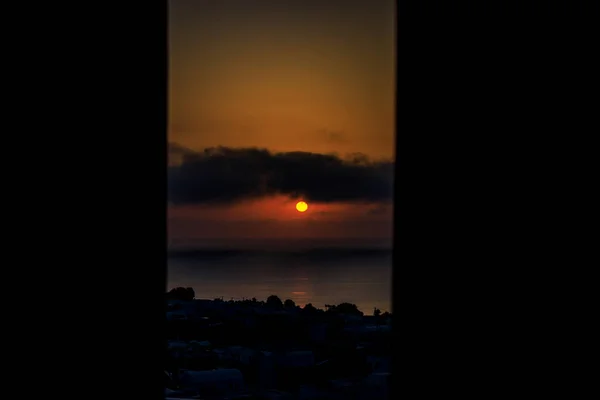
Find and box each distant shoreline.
[168,247,392,259]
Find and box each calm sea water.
[167,249,392,314]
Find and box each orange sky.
[168,195,392,246]
[169,0,395,159]
[168,0,395,247]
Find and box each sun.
[295,201,308,212]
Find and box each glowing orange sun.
[295,201,308,212]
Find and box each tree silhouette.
[284,299,296,308]
[167,287,195,301]
[302,303,318,314]
[266,295,283,308]
[374,308,381,317]
[326,302,363,316]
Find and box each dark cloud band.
[168,144,394,204]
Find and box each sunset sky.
[168,0,395,249]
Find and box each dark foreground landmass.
[165,289,391,400]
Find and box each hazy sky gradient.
[169,0,395,158]
[168,0,395,247]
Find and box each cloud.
[168,144,394,205]
[169,142,196,157]
[367,204,392,215]
[318,129,348,144]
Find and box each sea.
[167,239,392,314]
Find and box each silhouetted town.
[166,287,391,400]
